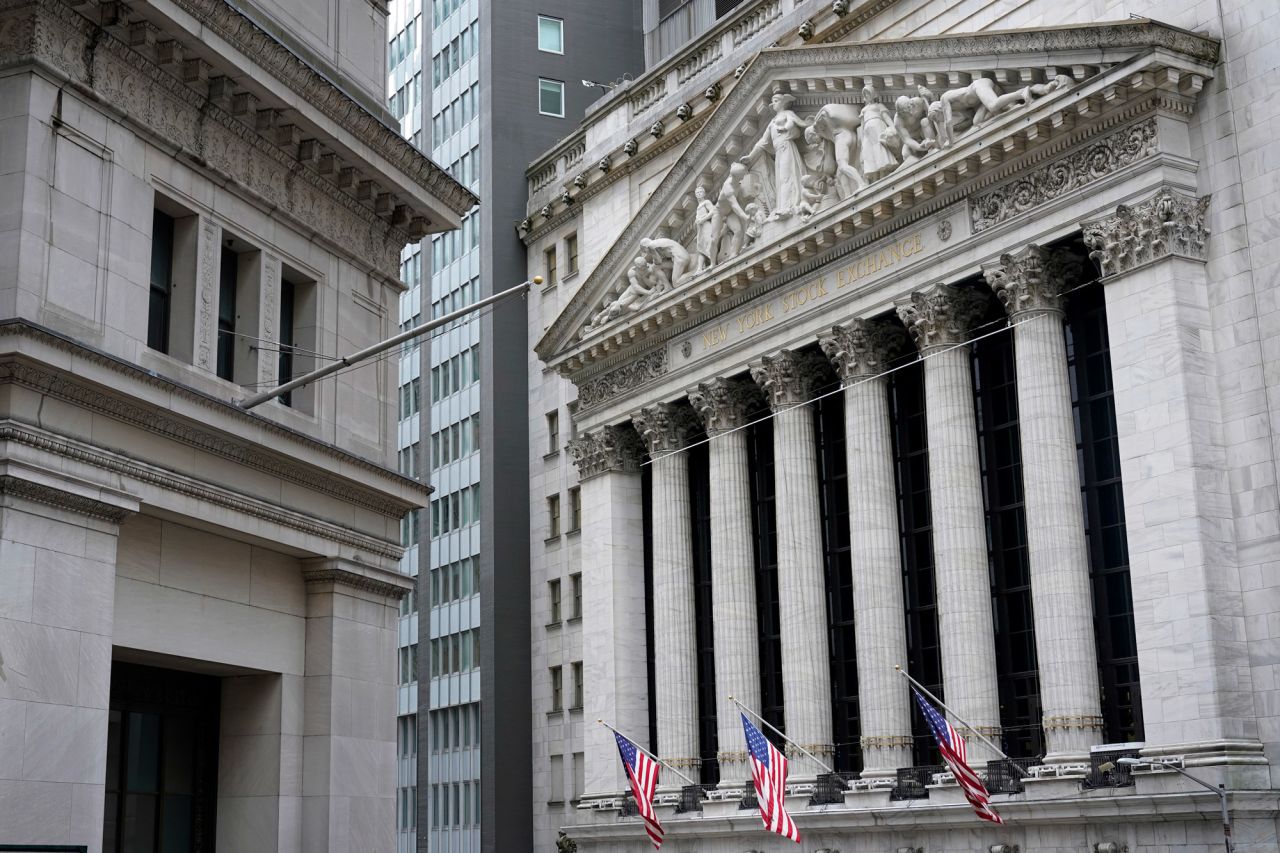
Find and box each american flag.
[741,713,801,843]
[613,730,664,849]
[912,688,1005,825]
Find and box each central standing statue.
[741,86,812,220]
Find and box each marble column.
[632,402,702,778]
[688,377,763,785]
[749,350,834,776]
[984,244,1104,764]
[567,425,650,797]
[1083,189,1264,776]
[896,284,1002,762]
[819,319,913,779]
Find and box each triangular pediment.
[535,19,1217,375]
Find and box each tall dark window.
[278,278,295,407]
[814,387,860,774]
[642,464,658,753]
[148,210,175,353]
[745,418,784,738]
[888,360,942,765]
[216,248,237,381]
[104,663,220,853]
[971,309,1042,759]
[687,442,719,784]
[1067,283,1143,743]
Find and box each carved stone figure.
[709,162,755,264]
[894,87,938,168]
[640,236,693,288]
[693,185,717,271]
[858,83,900,181]
[805,102,866,199]
[580,255,662,338]
[556,831,577,853]
[798,173,829,220]
[741,87,812,219]
[743,201,769,248]
[938,75,1068,146]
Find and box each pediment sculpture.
[578,73,1071,341]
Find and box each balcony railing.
[1081,745,1142,790]
[985,757,1042,794]
[890,765,942,801]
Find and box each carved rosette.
[895,284,988,352]
[1081,186,1212,278]
[749,350,827,411]
[567,425,645,481]
[686,377,762,436]
[982,244,1082,318]
[818,318,908,381]
[631,402,700,455]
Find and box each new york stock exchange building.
[522,0,1280,851]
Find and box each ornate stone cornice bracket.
[686,377,763,436]
[1082,186,1211,278]
[982,244,1083,318]
[895,284,989,352]
[818,318,909,382]
[631,402,701,455]
[749,349,828,411]
[568,424,645,481]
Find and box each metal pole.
[596,719,699,787]
[1218,783,1233,853]
[893,665,1029,778]
[729,695,836,775]
[237,278,535,410]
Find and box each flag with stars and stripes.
[912,688,1005,825]
[741,713,801,843]
[613,730,664,848]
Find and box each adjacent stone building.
[0,1,473,851]
[523,0,1280,850]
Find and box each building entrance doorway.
[103,662,221,853]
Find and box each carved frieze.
[818,318,908,381]
[971,119,1158,232]
[982,244,1083,317]
[687,377,762,435]
[749,349,827,411]
[631,402,700,454]
[567,425,645,480]
[895,284,989,352]
[576,349,667,411]
[1081,186,1211,277]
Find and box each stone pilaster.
[749,350,834,775]
[631,402,702,777]
[896,285,1002,761]
[688,377,764,785]
[567,426,652,796]
[984,245,1103,764]
[819,319,913,778]
[1082,191,1265,777]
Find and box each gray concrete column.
[984,244,1103,764]
[819,319,914,779]
[567,425,649,797]
[632,402,702,778]
[896,285,1002,762]
[749,350,833,776]
[688,377,764,785]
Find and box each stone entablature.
[0,0,474,280]
[535,22,1217,397]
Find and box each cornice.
[302,559,412,598]
[0,320,423,518]
[0,421,404,560]
[0,474,132,522]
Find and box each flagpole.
[597,719,700,787]
[893,665,1029,778]
[729,695,836,775]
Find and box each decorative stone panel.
[1081,186,1211,277]
[575,349,667,411]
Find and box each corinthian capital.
[749,349,827,411]
[818,318,908,381]
[687,377,763,436]
[894,284,988,352]
[567,424,645,480]
[631,402,700,455]
[1081,186,1211,278]
[982,244,1082,318]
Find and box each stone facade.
[0,1,469,850]
[524,0,1280,851]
